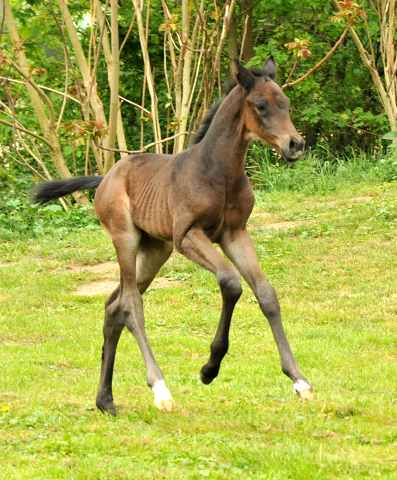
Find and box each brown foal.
[33,57,314,416]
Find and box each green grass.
[1,160,397,479]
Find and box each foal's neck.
[201,87,250,179]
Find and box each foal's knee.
[217,268,242,301]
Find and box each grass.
[1,155,397,479]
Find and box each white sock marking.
[152,380,173,404]
[293,379,311,393]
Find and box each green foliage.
[247,0,388,152]
[0,0,393,184]
[0,167,99,241]
[382,130,397,149]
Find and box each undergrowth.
[1,147,396,240]
[0,173,99,240]
[246,145,397,194]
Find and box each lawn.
[1,172,397,479]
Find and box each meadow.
[0,153,397,479]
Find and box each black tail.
[31,175,104,205]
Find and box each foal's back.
[95,153,176,241]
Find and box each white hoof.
[152,381,174,412]
[294,379,315,401]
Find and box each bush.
[246,144,396,195]
[0,171,99,241]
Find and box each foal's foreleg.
[176,228,242,384]
[220,229,314,401]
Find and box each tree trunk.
[94,0,127,166]
[103,0,120,173]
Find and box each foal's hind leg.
[135,235,174,410]
[98,220,174,414]
[96,284,124,416]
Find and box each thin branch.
[239,15,249,61]
[119,12,136,54]
[56,33,69,131]
[0,0,6,44]
[361,0,376,62]
[208,0,236,101]
[284,59,298,86]
[0,76,82,104]
[174,31,205,52]
[95,131,188,154]
[87,0,110,107]
[208,0,232,37]
[192,0,206,33]
[48,0,85,110]
[118,95,151,114]
[163,36,176,116]
[369,0,381,15]
[0,119,52,146]
[10,62,57,126]
[282,27,348,90]
[2,147,46,179]
[13,130,68,208]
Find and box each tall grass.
[246,144,397,194]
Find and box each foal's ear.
[263,55,277,81]
[232,58,255,92]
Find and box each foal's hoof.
[297,388,315,402]
[96,399,117,417]
[294,380,315,402]
[155,399,174,413]
[200,371,215,385]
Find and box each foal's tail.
[31,175,104,205]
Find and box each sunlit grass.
[1,171,397,479]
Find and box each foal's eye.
[255,105,266,112]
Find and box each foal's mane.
[189,67,265,147]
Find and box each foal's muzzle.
[282,136,305,162]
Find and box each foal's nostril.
[289,137,304,152]
[289,137,299,151]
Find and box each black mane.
[189,67,265,146]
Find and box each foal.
[34,57,314,415]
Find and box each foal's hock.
[33,57,314,416]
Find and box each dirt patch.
[0,336,41,345]
[74,280,119,296]
[250,216,306,230]
[264,220,305,229]
[151,277,183,289]
[0,261,18,267]
[350,196,373,203]
[251,212,272,219]
[321,196,374,208]
[73,276,183,296]
[64,261,119,275]
[0,392,19,399]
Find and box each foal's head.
[234,56,304,162]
